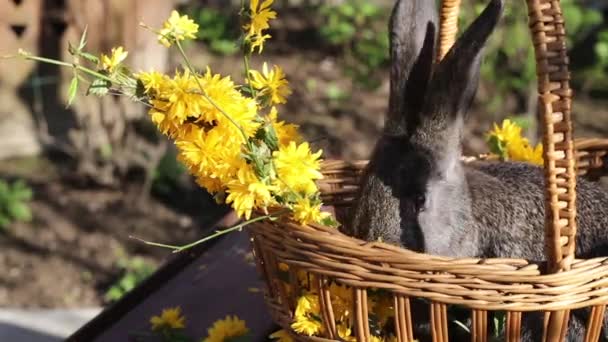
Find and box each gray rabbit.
[347,0,608,340]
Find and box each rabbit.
[346,0,608,340]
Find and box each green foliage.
[582,29,608,91]
[190,7,240,55]
[460,0,603,111]
[325,83,348,102]
[152,151,187,195]
[453,311,506,340]
[596,29,608,68]
[105,256,156,303]
[0,179,33,230]
[318,0,389,88]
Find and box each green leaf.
[11,180,32,201]
[104,286,123,302]
[78,26,88,50]
[7,202,32,222]
[79,52,99,64]
[67,42,77,56]
[452,320,471,334]
[100,143,113,160]
[487,135,508,160]
[507,116,532,129]
[67,76,78,108]
[0,214,11,229]
[321,215,340,228]
[87,78,111,97]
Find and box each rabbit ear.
[385,0,437,136]
[422,0,503,124]
[412,0,503,174]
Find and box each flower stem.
[20,53,114,83]
[174,41,249,143]
[131,210,290,253]
[243,53,257,97]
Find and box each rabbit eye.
[414,194,426,212]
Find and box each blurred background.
[0,0,608,317]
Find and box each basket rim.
[250,218,608,311]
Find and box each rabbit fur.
[347,0,608,340]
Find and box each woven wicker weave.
[249,1,608,341]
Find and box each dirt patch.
[0,159,226,308]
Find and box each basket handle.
[438,0,577,274]
[439,0,577,338]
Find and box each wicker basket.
[249,1,608,341]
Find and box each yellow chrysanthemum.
[146,69,203,136]
[269,329,294,342]
[329,283,353,322]
[273,142,323,196]
[100,46,128,72]
[487,119,543,165]
[488,119,523,144]
[138,70,169,95]
[176,126,244,190]
[244,0,277,38]
[249,63,291,104]
[509,139,543,166]
[268,107,300,146]
[158,10,199,47]
[337,323,356,342]
[292,294,323,336]
[225,164,277,219]
[250,33,272,53]
[374,295,395,327]
[150,306,186,331]
[203,315,249,342]
[145,68,259,138]
[194,69,260,138]
[292,198,329,225]
[295,293,320,318]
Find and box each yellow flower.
[249,63,292,104]
[486,119,544,166]
[292,294,324,337]
[145,68,259,138]
[137,70,168,95]
[273,142,323,196]
[158,10,199,47]
[510,140,544,166]
[337,323,356,342]
[488,119,522,144]
[250,33,272,53]
[268,107,301,146]
[147,69,202,136]
[529,143,543,165]
[329,283,353,322]
[225,164,277,219]
[374,295,395,327]
[100,46,128,72]
[193,69,260,138]
[203,315,249,342]
[244,0,277,39]
[269,329,294,342]
[150,306,186,331]
[291,318,323,337]
[176,125,243,190]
